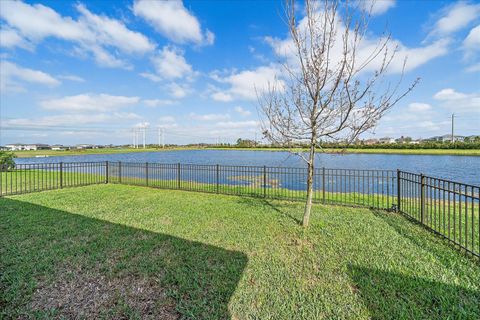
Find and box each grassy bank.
[209,147,480,156]
[12,147,168,158]
[1,185,479,319]
[11,146,480,158]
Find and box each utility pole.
[451,113,455,143]
[143,126,146,149]
[157,127,164,148]
[133,128,138,148]
[132,129,135,148]
[161,128,164,148]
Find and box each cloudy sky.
[0,0,479,145]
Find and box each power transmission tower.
[143,126,146,149]
[451,113,455,143]
[157,127,165,148]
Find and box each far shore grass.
[1,184,479,319]
[11,146,480,158]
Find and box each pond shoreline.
[12,146,480,158]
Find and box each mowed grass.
[1,185,479,319]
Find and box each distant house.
[378,137,396,144]
[24,144,50,151]
[427,134,465,142]
[76,144,94,149]
[5,143,26,151]
[51,144,66,151]
[363,139,379,145]
[5,143,50,151]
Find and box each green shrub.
[0,150,16,170]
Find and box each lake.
[15,150,480,185]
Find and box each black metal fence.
[398,171,479,258]
[0,161,478,257]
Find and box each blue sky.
[0,0,479,145]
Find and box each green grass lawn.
[1,185,479,319]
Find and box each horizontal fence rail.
[1,161,478,257]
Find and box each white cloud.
[3,112,141,127]
[151,46,193,80]
[159,116,176,123]
[0,27,32,50]
[0,1,155,68]
[358,0,396,16]
[434,88,480,113]
[133,0,214,46]
[234,106,252,116]
[211,91,233,102]
[0,60,60,92]
[214,120,259,129]
[158,116,178,129]
[266,15,450,75]
[465,62,480,73]
[211,65,284,101]
[143,99,176,107]
[407,103,432,113]
[40,93,140,112]
[190,113,231,121]
[139,72,162,82]
[431,2,480,36]
[76,4,154,55]
[462,24,480,59]
[58,74,85,82]
[167,82,190,99]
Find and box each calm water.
[15,150,480,185]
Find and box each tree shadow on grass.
[235,196,302,225]
[348,265,480,319]
[0,198,247,319]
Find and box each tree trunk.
[303,142,315,227]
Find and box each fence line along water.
[1,161,478,258]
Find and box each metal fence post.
[396,169,401,212]
[105,161,109,184]
[263,166,267,198]
[118,161,122,183]
[420,173,425,224]
[145,162,149,186]
[177,163,181,189]
[60,162,63,189]
[216,164,219,193]
[322,167,326,203]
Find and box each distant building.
[51,144,66,151]
[5,143,50,150]
[363,139,379,145]
[378,137,396,144]
[427,134,465,142]
[76,144,95,149]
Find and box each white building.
[5,143,50,151]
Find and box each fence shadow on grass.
[0,198,247,320]
[370,209,478,268]
[348,265,480,319]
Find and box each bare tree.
[259,0,418,227]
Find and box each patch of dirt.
[29,266,178,319]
